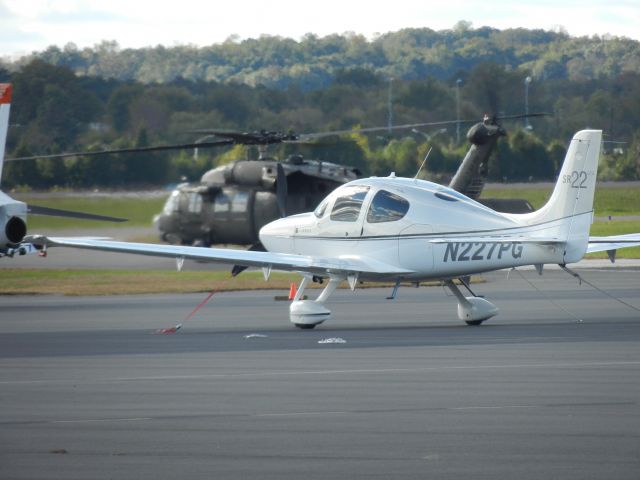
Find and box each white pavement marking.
[50,417,153,424]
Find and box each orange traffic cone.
[288,283,298,300]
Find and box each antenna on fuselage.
[414,147,432,180]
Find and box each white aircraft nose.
[259,217,294,252]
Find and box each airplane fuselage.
[260,176,567,281]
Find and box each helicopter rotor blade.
[6,139,235,162]
[7,113,551,162]
[189,130,299,145]
[28,204,127,222]
[276,163,288,218]
[296,112,551,141]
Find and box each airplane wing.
[28,236,414,276]
[587,234,640,254]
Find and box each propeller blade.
[28,204,128,222]
[231,242,266,277]
[276,163,287,218]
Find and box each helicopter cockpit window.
[163,191,180,214]
[330,186,370,222]
[366,190,410,223]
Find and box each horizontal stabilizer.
[587,233,640,254]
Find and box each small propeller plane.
[28,128,640,328]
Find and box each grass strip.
[0,269,480,296]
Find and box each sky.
[1,0,639,58]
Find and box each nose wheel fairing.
[290,300,332,328]
[289,275,343,328]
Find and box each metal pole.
[524,76,532,129]
[387,78,393,135]
[456,78,462,144]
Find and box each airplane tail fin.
[0,83,12,184]
[523,129,602,263]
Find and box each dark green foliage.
[13,28,638,88]
[2,27,640,189]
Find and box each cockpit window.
[366,189,410,223]
[314,199,328,218]
[330,185,370,222]
[163,191,180,214]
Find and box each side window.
[214,193,230,212]
[330,186,370,222]
[366,190,410,223]
[231,191,249,212]
[187,193,203,213]
[314,199,328,218]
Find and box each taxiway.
[1,267,639,479]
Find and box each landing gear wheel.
[294,323,317,330]
[465,319,485,326]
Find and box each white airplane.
[0,84,126,258]
[29,127,640,328]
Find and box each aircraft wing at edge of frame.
[586,233,640,254]
[26,236,415,276]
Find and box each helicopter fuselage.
[154,157,361,246]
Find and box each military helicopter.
[154,115,540,249]
[153,130,362,248]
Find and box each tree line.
[1,26,639,189]
[6,24,640,88]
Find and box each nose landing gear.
[289,275,344,329]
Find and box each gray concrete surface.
[0,268,639,479]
